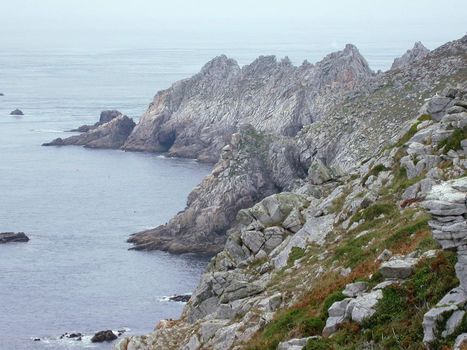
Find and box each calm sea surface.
[0,40,444,349]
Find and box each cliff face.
[117,83,467,350]
[127,36,467,254]
[122,45,373,162]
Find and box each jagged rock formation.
[70,110,123,132]
[43,114,135,149]
[123,44,374,162]
[128,35,467,254]
[117,82,466,349]
[391,41,430,70]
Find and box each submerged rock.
[0,232,29,243]
[9,109,23,116]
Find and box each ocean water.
[0,38,452,349]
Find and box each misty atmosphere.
[0,1,466,349]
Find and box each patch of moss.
[304,338,332,350]
[418,114,433,122]
[396,122,420,147]
[351,202,398,224]
[438,127,467,154]
[390,166,424,193]
[383,215,430,250]
[251,308,324,350]
[287,247,306,266]
[361,163,389,185]
[333,232,378,268]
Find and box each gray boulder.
[379,258,417,279]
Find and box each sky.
[0,0,465,50]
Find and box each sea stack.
[10,109,24,116]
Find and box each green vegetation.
[437,127,467,154]
[321,291,346,319]
[350,202,397,224]
[382,214,430,250]
[418,114,433,122]
[303,252,459,350]
[395,122,420,147]
[361,163,389,185]
[390,166,424,193]
[287,247,306,266]
[329,188,350,214]
[253,307,325,350]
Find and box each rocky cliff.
[128,35,467,254]
[118,81,467,350]
[122,44,373,162]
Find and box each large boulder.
[91,330,117,343]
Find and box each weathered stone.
[272,214,334,268]
[277,337,319,350]
[379,258,417,279]
[343,282,368,297]
[346,290,383,323]
[423,305,459,344]
[442,310,465,338]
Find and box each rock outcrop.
[43,114,135,149]
[391,41,430,70]
[70,110,123,132]
[128,35,467,254]
[0,232,29,243]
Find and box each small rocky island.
[9,109,23,116]
[0,232,29,243]
[43,110,135,149]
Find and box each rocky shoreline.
[39,35,467,349]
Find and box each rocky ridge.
[123,44,373,162]
[117,82,466,349]
[128,35,467,254]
